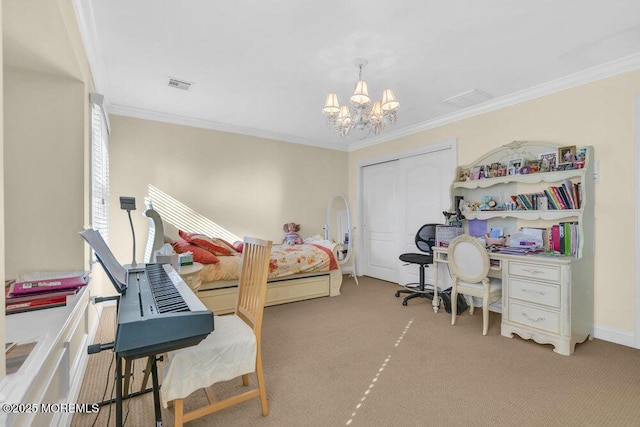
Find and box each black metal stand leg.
[116,355,123,427]
[151,356,163,427]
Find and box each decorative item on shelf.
[574,146,587,169]
[558,145,576,166]
[470,165,482,180]
[527,159,541,173]
[322,58,399,140]
[479,196,497,210]
[539,151,558,172]
[489,163,500,177]
[508,158,524,174]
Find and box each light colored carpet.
[72,276,640,426]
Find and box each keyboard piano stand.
[116,354,163,427]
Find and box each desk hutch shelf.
[448,141,594,355]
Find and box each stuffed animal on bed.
[282,222,303,245]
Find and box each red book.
[551,225,560,252]
[6,295,67,314]
[10,276,86,296]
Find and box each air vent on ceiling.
[167,77,194,91]
[441,89,492,108]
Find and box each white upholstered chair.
[448,234,502,335]
[161,237,272,426]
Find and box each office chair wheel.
[395,291,401,297]
[402,300,408,306]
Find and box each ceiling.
[74,0,640,151]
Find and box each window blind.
[90,93,110,244]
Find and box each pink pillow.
[178,230,240,256]
[171,239,220,264]
[233,241,244,253]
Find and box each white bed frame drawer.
[198,274,332,315]
[508,301,561,334]
[508,278,561,308]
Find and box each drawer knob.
[522,311,545,323]
[522,268,544,275]
[522,288,545,295]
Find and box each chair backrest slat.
[236,237,272,336]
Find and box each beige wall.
[350,69,640,334]
[3,68,86,278]
[107,115,349,275]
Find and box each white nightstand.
[178,262,203,291]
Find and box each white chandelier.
[322,58,400,139]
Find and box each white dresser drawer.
[509,262,561,283]
[509,278,561,308]
[509,301,561,334]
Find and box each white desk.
[432,246,592,355]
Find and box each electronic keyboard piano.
[116,263,214,359]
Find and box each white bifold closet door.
[362,147,454,285]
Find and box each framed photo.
[526,159,541,173]
[558,145,576,165]
[470,165,482,180]
[508,158,523,174]
[538,151,557,172]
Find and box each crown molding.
[108,104,349,151]
[348,52,640,152]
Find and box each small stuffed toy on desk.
[282,222,303,245]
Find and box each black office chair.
[395,223,439,306]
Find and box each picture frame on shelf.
[508,158,523,174]
[526,159,541,173]
[558,145,576,165]
[470,165,482,180]
[539,151,557,172]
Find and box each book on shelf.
[551,225,560,252]
[544,189,559,209]
[6,295,67,314]
[562,179,576,209]
[10,274,87,296]
[4,286,78,314]
[5,285,78,303]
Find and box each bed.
[144,206,343,314]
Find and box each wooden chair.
[161,237,272,425]
[447,234,502,335]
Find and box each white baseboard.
[593,324,637,348]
